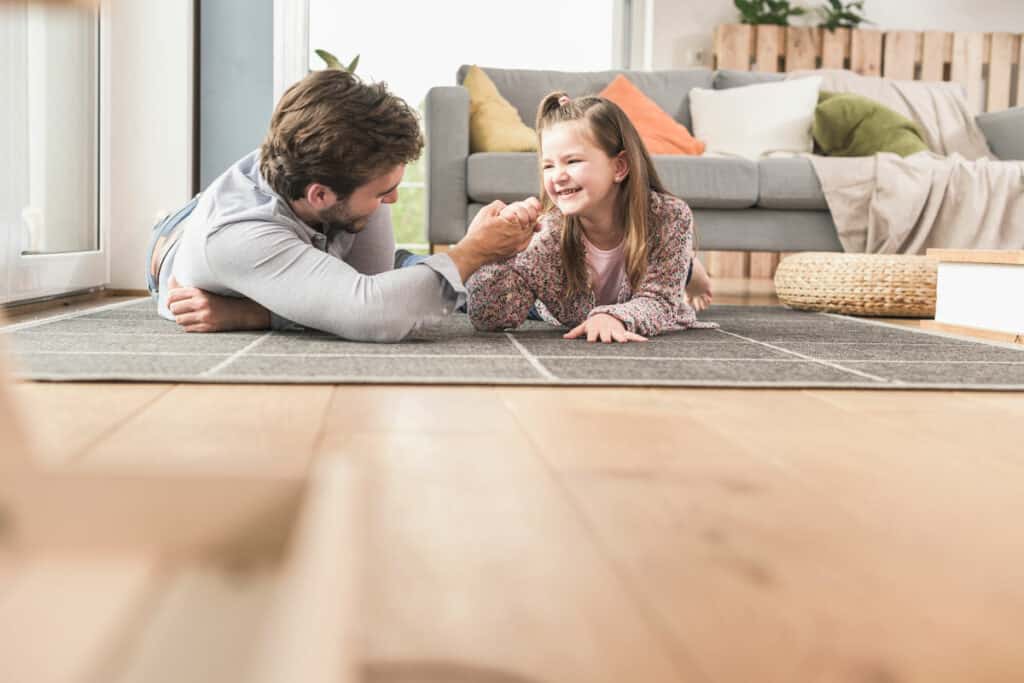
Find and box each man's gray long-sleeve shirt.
[157,151,466,342]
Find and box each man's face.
[317,165,405,234]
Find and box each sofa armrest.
[425,86,470,245]
[976,106,1024,161]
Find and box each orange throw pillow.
[598,75,705,156]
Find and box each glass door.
[1,0,108,305]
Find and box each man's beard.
[317,201,371,235]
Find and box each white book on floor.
[927,249,1024,336]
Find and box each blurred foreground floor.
[3,283,1024,681]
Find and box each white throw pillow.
[689,76,823,160]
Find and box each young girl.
[467,92,713,343]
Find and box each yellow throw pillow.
[463,65,537,153]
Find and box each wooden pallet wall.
[706,24,1023,280]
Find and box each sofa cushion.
[598,75,705,155]
[463,65,537,153]
[713,69,786,90]
[690,77,822,160]
[656,157,758,208]
[456,65,714,131]
[757,158,827,210]
[467,153,758,209]
[466,204,842,252]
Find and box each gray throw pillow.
[976,107,1024,161]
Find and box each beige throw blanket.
[785,70,1024,254]
[811,152,1024,254]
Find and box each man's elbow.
[332,320,410,343]
[327,308,420,342]
[157,304,176,324]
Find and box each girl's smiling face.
[541,121,628,222]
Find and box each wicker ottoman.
[774,253,938,317]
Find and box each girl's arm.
[466,222,560,330]
[589,198,694,337]
[466,261,536,330]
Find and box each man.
[148,68,539,342]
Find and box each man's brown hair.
[260,69,423,200]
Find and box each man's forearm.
[446,239,488,283]
[236,298,272,330]
[203,293,272,332]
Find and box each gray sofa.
[425,65,1023,249]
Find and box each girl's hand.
[563,313,647,343]
[499,197,542,232]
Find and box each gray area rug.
[5,298,1024,389]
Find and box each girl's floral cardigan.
[467,191,715,336]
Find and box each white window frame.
[1,0,110,305]
[273,0,309,104]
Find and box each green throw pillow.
[813,91,929,157]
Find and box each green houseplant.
[313,49,359,72]
[733,0,807,26]
[817,0,871,31]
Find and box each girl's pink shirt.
[581,233,627,306]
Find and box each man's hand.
[563,313,647,344]
[167,277,271,333]
[447,198,541,282]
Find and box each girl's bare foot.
[685,257,713,312]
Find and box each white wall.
[860,0,1024,32]
[107,0,193,289]
[638,0,735,69]
[644,0,1024,69]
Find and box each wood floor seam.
[73,384,180,466]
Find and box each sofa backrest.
[457,65,714,131]
[712,69,785,89]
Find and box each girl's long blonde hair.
[535,91,668,299]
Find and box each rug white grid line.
[0,298,146,333]
[505,333,557,381]
[713,328,896,383]
[821,312,1024,352]
[201,331,275,376]
[12,331,268,338]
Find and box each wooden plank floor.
[4,287,1024,681]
